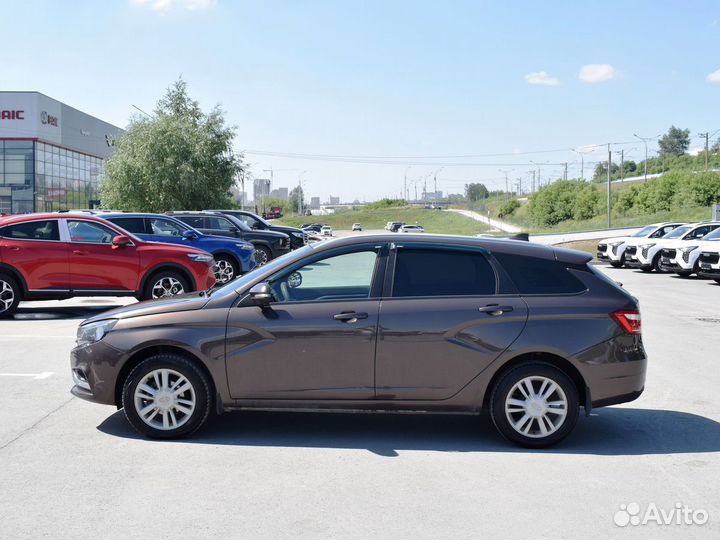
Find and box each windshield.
[703,228,720,241]
[631,225,657,237]
[664,225,692,239]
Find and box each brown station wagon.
[71,234,647,447]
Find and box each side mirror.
[111,235,133,248]
[182,230,199,240]
[229,227,240,235]
[248,282,272,306]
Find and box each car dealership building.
[0,92,123,213]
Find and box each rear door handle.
[73,249,89,255]
[333,311,368,322]
[479,304,513,316]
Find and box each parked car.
[624,222,720,272]
[71,234,645,448]
[596,222,685,268]
[0,213,216,318]
[101,213,256,284]
[167,211,290,266]
[400,224,424,233]
[302,223,326,233]
[208,209,307,250]
[697,246,720,282]
[352,223,362,231]
[389,222,404,232]
[321,225,333,237]
[662,226,720,277]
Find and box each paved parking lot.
[0,267,718,540]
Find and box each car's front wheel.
[122,354,212,439]
[489,363,579,448]
[0,273,21,319]
[254,245,272,266]
[213,255,238,284]
[143,270,190,300]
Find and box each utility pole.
[620,149,624,182]
[699,132,710,170]
[633,133,659,183]
[517,177,522,196]
[530,170,536,193]
[563,162,568,181]
[607,143,612,229]
[404,166,411,200]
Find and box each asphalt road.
[0,268,718,540]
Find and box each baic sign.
[40,111,59,127]
[0,110,25,120]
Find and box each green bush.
[528,180,599,226]
[365,198,406,210]
[498,198,520,218]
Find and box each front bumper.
[70,340,127,406]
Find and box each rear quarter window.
[492,252,587,295]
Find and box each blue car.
[101,213,256,284]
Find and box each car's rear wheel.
[213,255,237,284]
[122,354,212,439]
[652,253,663,272]
[489,362,579,448]
[0,273,21,319]
[143,270,190,300]
[254,245,271,266]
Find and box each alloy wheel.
[133,368,196,431]
[254,248,269,266]
[151,277,185,299]
[504,376,568,438]
[0,280,14,313]
[213,259,235,283]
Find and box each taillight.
[611,309,641,335]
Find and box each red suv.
[0,213,216,318]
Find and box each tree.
[465,183,489,202]
[288,186,305,214]
[592,161,619,181]
[658,125,690,157]
[101,79,241,211]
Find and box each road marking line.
[0,371,54,380]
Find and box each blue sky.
[4,0,720,201]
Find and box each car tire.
[142,270,190,300]
[254,245,272,266]
[213,255,238,284]
[122,353,212,439]
[652,253,663,272]
[0,273,21,319]
[489,362,579,448]
[610,254,626,268]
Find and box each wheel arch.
[482,352,588,408]
[139,263,197,294]
[114,345,217,409]
[0,263,28,294]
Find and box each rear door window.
[108,217,146,234]
[492,252,586,295]
[0,220,60,241]
[177,216,205,229]
[392,248,496,297]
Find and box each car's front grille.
[700,252,720,264]
[598,243,607,252]
[625,246,637,256]
[662,248,677,259]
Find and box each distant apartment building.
[309,196,320,209]
[328,196,340,205]
[421,190,443,202]
[253,178,271,204]
[270,187,288,200]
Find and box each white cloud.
[130,0,216,12]
[579,64,618,83]
[524,71,561,86]
[707,69,720,83]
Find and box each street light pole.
[607,143,612,229]
[633,133,659,183]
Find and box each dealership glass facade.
[0,140,105,214]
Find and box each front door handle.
[479,304,513,316]
[73,249,89,255]
[333,311,368,322]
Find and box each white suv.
[698,243,720,283]
[597,223,684,267]
[659,226,720,276]
[624,222,720,272]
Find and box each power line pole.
[531,170,536,193]
[563,162,568,181]
[699,132,709,170]
[607,143,612,229]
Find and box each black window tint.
[1,220,59,241]
[206,216,235,230]
[392,248,496,297]
[177,216,205,229]
[493,252,586,294]
[109,217,146,234]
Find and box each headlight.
[679,246,698,253]
[76,319,117,348]
[236,242,254,251]
[187,253,214,263]
[290,232,304,239]
[638,243,655,250]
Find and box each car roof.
[0,212,116,226]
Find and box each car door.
[65,219,140,291]
[205,215,246,239]
[374,245,528,400]
[225,245,386,399]
[0,219,69,291]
